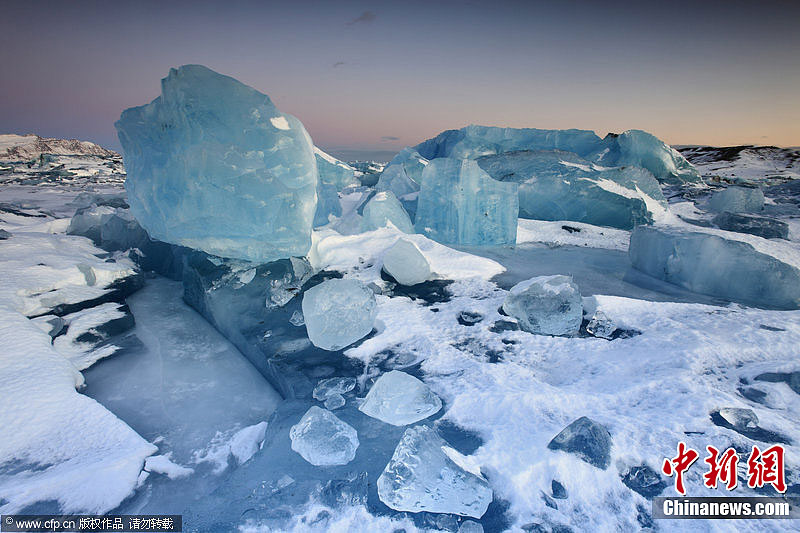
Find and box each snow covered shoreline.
[2,134,800,531]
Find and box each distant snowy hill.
[0,134,118,161]
[676,144,800,185]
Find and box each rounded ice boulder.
[382,239,431,286]
[502,275,582,336]
[301,278,377,351]
[289,406,359,466]
[115,65,318,263]
[359,370,442,426]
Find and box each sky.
[1,0,798,158]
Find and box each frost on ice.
[289,406,359,466]
[377,425,492,518]
[502,275,583,336]
[358,370,442,426]
[301,278,377,350]
[115,65,318,263]
[415,158,518,246]
[381,239,431,286]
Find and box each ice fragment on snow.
[359,370,442,426]
[377,425,492,518]
[301,278,377,351]
[382,239,431,286]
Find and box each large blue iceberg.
[116,65,318,263]
[410,125,701,186]
[477,149,666,229]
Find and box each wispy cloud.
[333,61,346,68]
[381,136,400,141]
[346,11,376,25]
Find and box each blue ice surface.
[414,158,518,246]
[115,64,318,263]
[593,130,702,185]
[629,225,800,309]
[476,149,666,230]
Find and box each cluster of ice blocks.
[372,125,701,242]
[412,125,701,185]
[476,149,666,229]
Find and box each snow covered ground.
[1,143,800,532]
[677,145,800,186]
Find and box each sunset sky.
[2,0,798,158]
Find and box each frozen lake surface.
[464,243,727,306]
[82,277,281,513]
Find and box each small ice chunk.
[377,425,492,518]
[313,377,357,401]
[621,464,667,498]
[315,147,357,190]
[313,183,342,228]
[547,416,612,470]
[586,311,616,339]
[382,239,431,286]
[707,186,764,213]
[301,279,377,351]
[289,310,305,327]
[718,407,759,430]
[459,521,484,533]
[324,393,346,410]
[361,191,414,233]
[359,370,442,426]
[502,275,582,336]
[289,406,359,466]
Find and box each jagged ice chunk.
[502,275,582,336]
[289,406,359,466]
[377,425,492,518]
[359,370,442,426]
[116,64,318,262]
